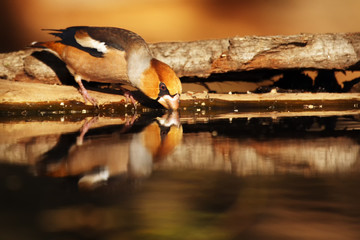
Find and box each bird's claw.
[76,117,99,146]
[124,91,138,110]
[79,88,99,108]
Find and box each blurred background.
[1,0,359,52]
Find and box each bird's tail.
[30,41,48,49]
[30,41,64,58]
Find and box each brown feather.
[141,122,183,160]
[139,59,182,100]
[139,62,161,99]
[154,125,183,160]
[151,59,182,96]
[142,122,162,156]
[32,41,66,57]
[33,41,129,84]
[61,47,129,83]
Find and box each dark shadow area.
[314,70,360,92]
[181,70,283,83]
[313,70,343,92]
[274,70,313,91]
[182,69,360,93]
[31,51,75,85]
[131,90,165,109]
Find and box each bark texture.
[1,33,360,84]
[150,32,360,77]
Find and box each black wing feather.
[44,26,149,57]
[85,27,147,52]
[44,26,105,57]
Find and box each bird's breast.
[62,46,130,84]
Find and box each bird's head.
[139,59,182,110]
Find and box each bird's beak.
[156,111,180,127]
[157,94,180,110]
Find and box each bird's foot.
[124,91,138,110]
[76,117,99,146]
[75,76,99,107]
[79,88,99,107]
[117,113,138,134]
[125,113,138,127]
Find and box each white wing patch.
[75,35,108,53]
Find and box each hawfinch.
[32,26,182,110]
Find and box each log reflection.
[1,114,360,188]
[159,116,360,175]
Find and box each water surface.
[1,109,360,240]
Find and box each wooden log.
[151,32,360,77]
[1,32,360,84]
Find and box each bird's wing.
[44,26,148,57]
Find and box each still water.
[1,110,360,240]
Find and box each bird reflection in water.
[36,111,182,189]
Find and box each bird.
[31,26,182,110]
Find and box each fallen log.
[151,32,360,77]
[1,32,360,83]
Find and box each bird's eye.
[158,82,171,98]
[159,82,167,91]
